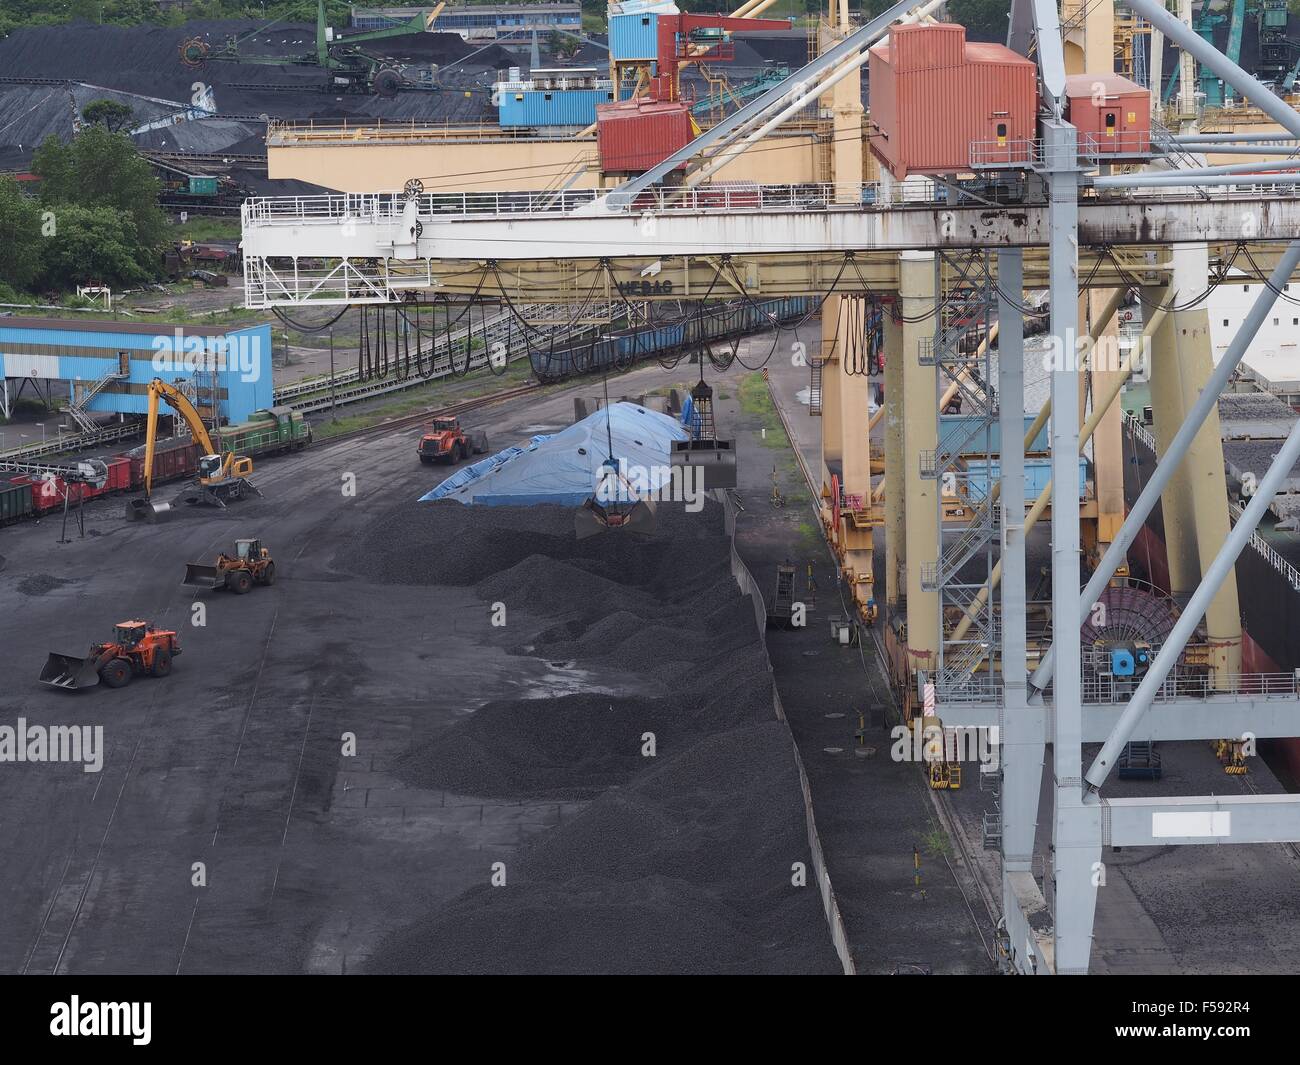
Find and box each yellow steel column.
[1145,284,1200,599]
[819,296,844,530]
[1088,290,1128,559]
[884,310,905,609]
[901,251,938,675]
[1171,245,1243,682]
[837,296,878,620]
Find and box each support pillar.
[1170,245,1243,683]
[884,311,905,610]
[1088,289,1127,556]
[1044,119,1100,976]
[996,248,1042,872]
[819,295,843,525]
[901,251,938,679]
[838,295,877,620]
[1145,284,1200,599]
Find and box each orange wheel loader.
[41,620,182,691]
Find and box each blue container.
[939,414,1051,458]
[498,88,614,127]
[964,457,1087,501]
[610,12,659,61]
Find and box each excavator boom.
[143,378,220,499]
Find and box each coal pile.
[352,497,838,974]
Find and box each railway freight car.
[529,298,812,382]
[0,478,34,525]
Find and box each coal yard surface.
[0,374,843,975]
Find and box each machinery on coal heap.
[183,539,277,594]
[179,0,444,97]
[126,378,260,521]
[41,620,183,691]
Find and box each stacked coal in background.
[344,499,840,974]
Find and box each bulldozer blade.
[182,563,222,589]
[40,652,99,691]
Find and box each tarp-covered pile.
[421,402,690,506]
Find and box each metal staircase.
[61,363,129,432]
[923,251,1000,694]
[808,356,823,416]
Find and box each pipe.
[1094,157,1300,187]
[948,294,1166,644]
[1123,0,1300,140]
[1029,239,1300,696]
[1169,145,1300,156]
[1172,132,1300,142]
[1084,412,1300,790]
[1094,171,1300,189]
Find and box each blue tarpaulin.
[420,402,690,506]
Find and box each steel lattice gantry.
[238,0,1300,974]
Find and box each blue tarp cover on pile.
[420,401,690,506]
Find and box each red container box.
[597,100,695,175]
[869,22,1037,180]
[1064,73,1150,155]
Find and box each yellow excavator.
[126,378,260,521]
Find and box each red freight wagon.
[100,456,132,493]
[868,22,1037,180]
[1064,73,1151,155]
[597,99,694,175]
[10,474,95,515]
[123,438,202,490]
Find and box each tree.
[81,98,135,133]
[38,203,150,289]
[948,0,1010,42]
[0,177,44,291]
[31,126,168,270]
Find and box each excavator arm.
[143,378,220,499]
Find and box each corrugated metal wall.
[610,12,659,60]
[497,88,616,127]
[0,321,272,423]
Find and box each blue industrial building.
[495,66,616,127]
[0,317,273,424]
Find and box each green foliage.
[32,126,168,254]
[39,203,151,289]
[0,177,44,291]
[81,98,134,132]
[947,0,1009,41]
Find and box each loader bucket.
[182,562,222,589]
[40,652,100,691]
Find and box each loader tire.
[100,658,132,689]
[260,562,276,586]
[420,455,433,465]
[229,570,253,595]
[151,648,172,678]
